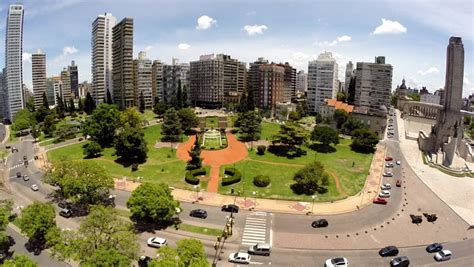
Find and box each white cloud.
[62,46,78,55]
[196,15,217,30]
[417,67,439,76]
[337,35,351,42]
[178,43,191,50]
[243,24,268,36]
[372,18,407,35]
[22,52,32,63]
[145,45,154,52]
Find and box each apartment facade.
[60,68,72,103]
[45,78,55,106]
[92,12,116,104]
[257,64,285,112]
[152,60,164,103]
[277,62,296,102]
[133,51,153,109]
[307,52,338,114]
[52,76,62,106]
[344,61,354,92]
[296,70,307,94]
[112,17,134,109]
[68,60,78,98]
[190,54,224,108]
[32,49,47,109]
[247,57,269,107]
[163,61,189,105]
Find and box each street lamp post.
[311,195,317,214]
[252,191,257,210]
[194,184,200,202]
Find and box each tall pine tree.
[106,89,113,104]
[42,92,49,109]
[56,93,65,118]
[182,85,188,108]
[69,98,75,113]
[139,91,145,113]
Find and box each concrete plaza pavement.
[396,109,474,225]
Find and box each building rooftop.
[325,99,354,113]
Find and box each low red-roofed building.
[320,98,354,118]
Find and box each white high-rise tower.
[92,12,116,104]
[4,4,24,121]
[307,52,338,113]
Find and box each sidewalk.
[115,143,385,215]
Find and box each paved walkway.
[396,109,474,225]
[116,141,385,215]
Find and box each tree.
[347,76,356,105]
[17,202,57,242]
[84,92,96,115]
[55,94,65,118]
[237,93,249,113]
[350,128,379,153]
[82,141,103,158]
[333,109,348,129]
[408,93,420,101]
[176,239,208,267]
[235,111,262,141]
[390,95,398,107]
[50,206,139,266]
[288,111,301,121]
[78,98,84,112]
[106,89,113,105]
[42,113,57,137]
[153,102,168,117]
[182,85,188,108]
[82,104,120,147]
[120,107,144,129]
[0,200,13,253]
[176,80,183,109]
[311,125,339,147]
[177,108,198,133]
[30,124,40,142]
[296,100,309,118]
[11,109,35,133]
[153,246,179,266]
[336,92,347,102]
[68,98,75,114]
[44,160,113,205]
[187,135,202,170]
[42,92,49,109]
[126,182,180,223]
[272,122,307,152]
[341,116,365,136]
[291,161,329,195]
[2,255,38,267]
[139,91,146,113]
[26,97,36,112]
[161,108,182,142]
[115,126,148,162]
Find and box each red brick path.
[177,133,248,192]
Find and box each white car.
[434,250,452,261]
[383,172,393,177]
[31,184,39,191]
[379,190,391,198]
[385,163,394,168]
[396,160,401,165]
[228,252,251,264]
[22,175,29,181]
[325,257,349,267]
[381,183,391,190]
[147,237,167,248]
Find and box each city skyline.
[0,0,472,96]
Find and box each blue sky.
[1,0,473,95]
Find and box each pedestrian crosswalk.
[241,212,268,246]
[8,159,35,171]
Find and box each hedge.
[185,168,206,185]
[221,167,242,186]
[253,175,270,187]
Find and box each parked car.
[228,252,251,264]
[381,183,391,190]
[16,172,21,178]
[385,156,393,161]
[324,257,349,267]
[396,160,401,165]
[138,255,152,267]
[379,190,391,198]
[383,172,393,177]
[22,175,29,181]
[434,250,452,261]
[390,256,410,267]
[221,204,239,213]
[31,184,39,191]
[23,155,27,161]
[385,163,394,168]
[59,208,73,218]
[147,237,167,248]
[426,243,443,253]
[379,246,399,257]
[248,243,271,256]
[373,197,388,205]
[396,180,402,187]
[189,209,208,219]
[312,219,328,228]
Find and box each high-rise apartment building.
[68,60,78,98]
[52,76,62,106]
[221,54,246,104]
[92,12,116,104]
[0,70,5,119]
[4,4,24,121]
[152,60,164,103]
[133,51,153,109]
[112,17,134,109]
[296,70,307,94]
[45,77,55,106]
[60,68,71,103]
[257,64,285,112]
[307,52,338,114]
[78,81,92,99]
[248,57,269,107]
[276,62,296,102]
[162,60,189,105]
[32,49,47,109]
[354,56,393,115]
[344,61,354,92]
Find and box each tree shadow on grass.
[133,217,182,234]
[114,157,146,169]
[267,145,307,159]
[290,183,329,195]
[308,143,336,153]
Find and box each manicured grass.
[260,122,280,141]
[141,110,158,122]
[203,137,222,150]
[177,223,223,236]
[39,138,55,147]
[205,116,219,128]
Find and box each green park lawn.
[47,124,194,190]
[260,122,281,141]
[205,116,219,128]
[202,137,222,150]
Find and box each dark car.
[23,155,27,161]
[59,209,73,218]
[189,209,208,219]
[379,246,399,257]
[311,219,328,228]
[221,204,239,213]
[426,243,443,253]
[16,172,21,178]
[390,256,410,267]
[138,255,152,267]
[58,200,72,209]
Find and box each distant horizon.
[0,0,472,96]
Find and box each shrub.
[253,175,270,187]
[221,168,242,186]
[131,163,139,171]
[185,168,206,185]
[256,145,266,155]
